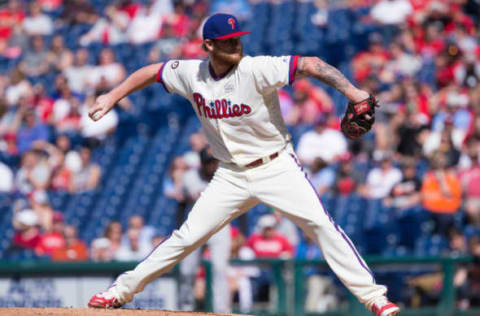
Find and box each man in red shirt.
[12,209,41,250]
[246,214,293,303]
[35,211,66,256]
[246,214,293,259]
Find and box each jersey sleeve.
[156,60,191,97]
[251,55,299,94]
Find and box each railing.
[204,256,480,316]
[0,257,478,315]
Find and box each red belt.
[245,152,279,168]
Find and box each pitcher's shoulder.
[238,55,269,72]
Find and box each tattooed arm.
[296,57,369,103]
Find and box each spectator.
[296,235,338,313]
[421,151,462,233]
[47,35,74,73]
[0,0,25,41]
[309,157,335,196]
[151,0,174,16]
[104,221,123,256]
[271,211,300,248]
[459,137,480,196]
[35,211,66,256]
[455,54,480,89]
[228,226,258,314]
[290,79,333,125]
[11,209,41,250]
[91,237,113,262]
[60,0,97,25]
[147,23,182,61]
[12,106,50,154]
[183,131,208,169]
[31,83,55,124]
[379,41,423,83]
[79,5,129,46]
[370,0,413,26]
[296,114,347,167]
[29,190,54,232]
[352,33,389,83]
[0,160,13,192]
[415,23,445,60]
[247,214,293,303]
[360,155,402,199]
[384,160,422,209]
[50,147,73,191]
[395,110,428,158]
[52,225,88,261]
[88,48,126,90]
[332,152,363,196]
[127,0,162,44]
[174,32,208,59]
[464,198,480,227]
[246,214,293,259]
[456,236,480,309]
[15,150,39,193]
[121,215,156,250]
[18,35,50,77]
[64,49,93,94]
[459,138,480,226]
[408,227,467,306]
[163,156,188,201]
[5,67,32,106]
[38,0,63,12]
[210,0,251,21]
[52,84,83,134]
[115,228,152,261]
[162,2,190,38]
[311,0,329,27]
[70,146,101,192]
[429,87,472,150]
[22,2,54,36]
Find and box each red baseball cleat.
[88,292,123,309]
[371,299,400,316]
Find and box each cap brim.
[214,31,251,40]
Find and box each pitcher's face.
[206,37,243,66]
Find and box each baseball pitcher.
[88,13,399,316]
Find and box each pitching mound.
[0,308,249,316]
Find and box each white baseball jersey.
[157,55,299,166]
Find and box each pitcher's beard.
[211,47,243,67]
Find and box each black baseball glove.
[340,94,378,139]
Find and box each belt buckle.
[261,155,272,164]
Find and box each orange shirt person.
[421,152,462,214]
[52,225,89,261]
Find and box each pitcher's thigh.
[256,168,332,230]
[177,174,251,247]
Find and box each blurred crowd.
[1,0,480,311]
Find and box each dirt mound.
[0,308,249,316]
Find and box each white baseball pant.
[111,145,387,307]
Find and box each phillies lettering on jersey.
[193,93,252,119]
[157,55,299,166]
